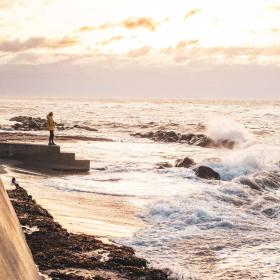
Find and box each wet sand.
[1,167,143,238]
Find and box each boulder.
[189,134,214,147]
[156,162,173,169]
[131,129,234,149]
[179,133,194,142]
[194,166,220,180]
[8,115,98,132]
[175,157,195,168]
[238,171,280,191]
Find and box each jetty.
[0,143,90,172]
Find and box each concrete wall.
[0,142,60,161]
[0,143,90,171]
[0,178,40,280]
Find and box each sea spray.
[202,145,280,181]
[206,117,253,147]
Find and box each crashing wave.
[206,117,253,147]
[235,171,280,191]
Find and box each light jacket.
[47,115,55,131]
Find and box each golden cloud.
[78,25,96,32]
[184,9,201,19]
[0,36,79,52]
[126,46,151,57]
[97,36,124,46]
[122,17,157,31]
[77,17,158,34]
[176,40,199,49]
[78,23,116,32]
[160,45,280,64]
[48,37,79,48]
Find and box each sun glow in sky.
[0,0,279,97]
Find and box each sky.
[0,0,279,98]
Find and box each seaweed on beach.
[7,186,169,280]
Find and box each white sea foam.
[203,145,280,181]
[206,117,253,147]
[141,198,234,235]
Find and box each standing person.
[47,112,56,145]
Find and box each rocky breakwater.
[157,156,221,180]
[132,130,235,149]
[4,116,98,132]
[7,184,169,280]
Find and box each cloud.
[176,40,199,49]
[161,44,280,61]
[203,46,280,57]
[0,36,79,52]
[49,37,79,48]
[0,0,22,9]
[78,17,158,33]
[122,17,157,31]
[78,25,95,32]
[158,44,280,65]
[126,46,151,57]
[97,35,123,46]
[184,9,201,19]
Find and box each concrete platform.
[0,143,90,172]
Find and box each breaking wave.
[206,117,253,147]
[201,145,280,181]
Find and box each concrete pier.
[0,143,90,172]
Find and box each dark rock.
[175,157,195,168]
[131,130,235,149]
[179,133,194,142]
[218,139,235,149]
[8,115,98,132]
[156,162,173,169]
[189,134,214,147]
[140,131,154,138]
[238,171,280,191]
[194,166,220,180]
[238,177,263,191]
[262,207,280,218]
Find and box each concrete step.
[0,143,90,172]
[59,153,75,163]
[52,160,90,172]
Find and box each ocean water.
[1,99,280,279]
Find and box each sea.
[1,98,280,280]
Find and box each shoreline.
[7,183,169,280]
[1,163,144,238]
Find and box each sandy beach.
[1,164,143,238]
